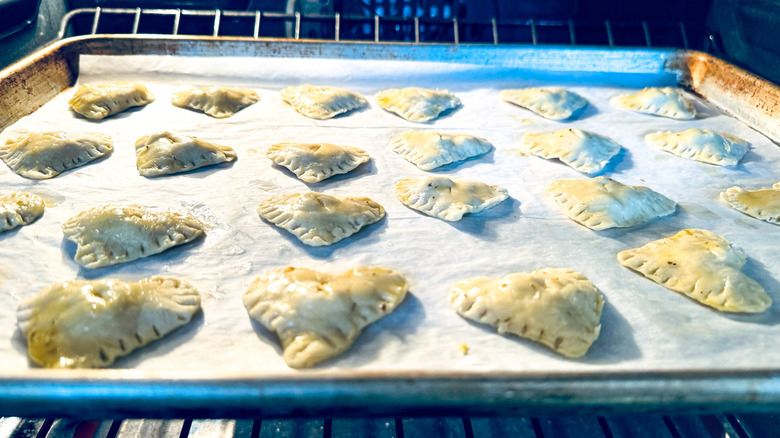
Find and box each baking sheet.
[1,53,780,377]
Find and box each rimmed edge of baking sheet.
[2,368,780,417]
[2,35,780,416]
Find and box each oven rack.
[2,411,775,438]
[57,7,717,52]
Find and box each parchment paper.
[1,54,779,375]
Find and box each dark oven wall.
[0,0,67,68]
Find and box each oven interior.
[1,1,780,437]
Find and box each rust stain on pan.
[668,50,780,145]
[0,41,79,133]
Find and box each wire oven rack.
[56,7,719,52]
[3,412,779,438]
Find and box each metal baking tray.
[1,35,780,419]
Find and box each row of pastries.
[0,125,756,182]
[66,82,462,121]
[1,80,779,370]
[0,80,755,182]
[64,81,703,122]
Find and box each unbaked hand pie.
[267,142,369,183]
[617,229,771,313]
[644,128,749,166]
[546,176,676,230]
[171,86,259,118]
[376,87,461,122]
[243,266,408,368]
[390,130,492,170]
[0,192,45,233]
[281,84,366,119]
[500,87,588,120]
[721,182,780,225]
[519,128,622,174]
[394,176,509,221]
[62,204,205,268]
[609,87,696,120]
[1,132,113,179]
[257,192,385,246]
[68,82,154,120]
[135,131,237,176]
[449,268,604,358]
[17,276,201,368]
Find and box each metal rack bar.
[253,11,260,39]
[90,7,100,35]
[294,12,300,40]
[452,17,459,44]
[131,8,140,34]
[642,20,651,47]
[568,19,576,45]
[172,9,180,35]
[679,21,689,49]
[334,12,340,41]
[212,9,221,37]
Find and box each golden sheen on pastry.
[281,84,366,119]
[266,142,369,183]
[449,268,604,358]
[171,86,259,118]
[257,192,384,246]
[721,183,780,225]
[376,87,460,122]
[546,176,676,230]
[0,192,44,233]
[243,266,408,368]
[17,276,201,368]
[68,82,154,120]
[62,204,205,268]
[135,131,237,176]
[520,128,621,174]
[644,129,749,166]
[1,132,113,179]
[394,176,509,221]
[390,130,492,171]
[500,87,588,120]
[609,87,696,120]
[617,229,770,313]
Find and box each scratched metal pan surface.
[1,36,780,419]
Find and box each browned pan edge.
[668,50,780,144]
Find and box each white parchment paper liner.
[1,55,779,375]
